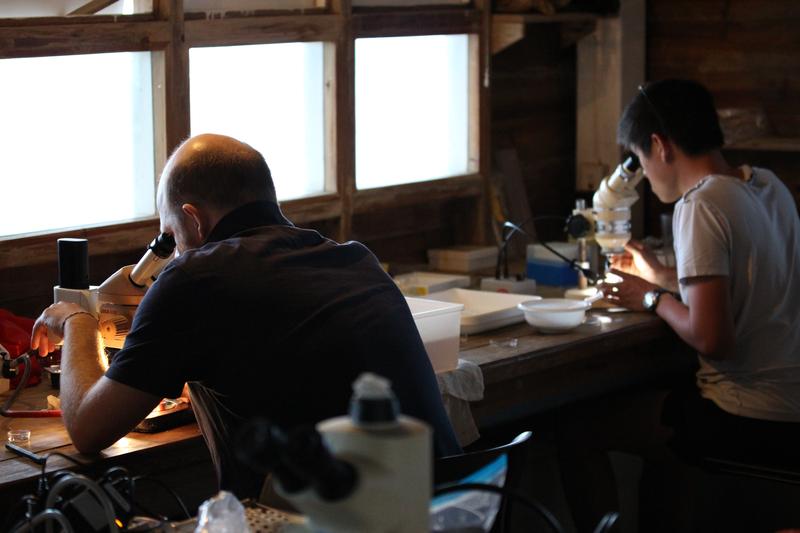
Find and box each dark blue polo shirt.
[106,201,461,497]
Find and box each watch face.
[643,291,656,311]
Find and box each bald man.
[32,134,461,498]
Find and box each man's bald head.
[162,134,277,214]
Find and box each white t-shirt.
[673,166,800,422]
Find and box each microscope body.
[591,155,643,256]
[53,234,175,349]
[284,415,431,533]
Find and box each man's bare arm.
[32,303,160,453]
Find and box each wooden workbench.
[0,309,694,521]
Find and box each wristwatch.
[643,288,668,312]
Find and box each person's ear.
[650,133,673,163]
[181,203,210,242]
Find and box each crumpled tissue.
[194,491,250,533]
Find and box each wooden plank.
[352,8,480,38]
[68,0,119,16]
[724,137,800,153]
[282,194,343,223]
[335,1,355,241]
[0,219,160,270]
[473,0,490,245]
[185,14,343,46]
[0,20,170,58]
[462,311,695,428]
[155,0,189,157]
[0,13,156,28]
[492,12,599,24]
[352,174,482,214]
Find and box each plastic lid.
[349,373,399,425]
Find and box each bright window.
[189,43,327,201]
[355,34,471,190]
[0,52,156,238]
[0,0,151,17]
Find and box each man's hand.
[609,240,677,291]
[31,302,97,357]
[601,269,659,312]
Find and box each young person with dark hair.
[559,79,800,531]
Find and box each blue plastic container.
[526,258,578,287]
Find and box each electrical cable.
[1,353,62,418]
[11,508,73,533]
[496,215,570,280]
[502,220,601,284]
[434,481,564,533]
[131,475,192,519]
[593,511,620,533]
[45,472,119,532]
[40,451,85,480]
[0,496,36,533]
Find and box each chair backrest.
[434,431,533,487]
[434,431,533,533]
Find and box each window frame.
[0,0,490,269]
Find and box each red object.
[0,309,42,388]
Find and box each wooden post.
[333,0,354,242]
[154,0,189,163]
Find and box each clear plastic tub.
[406,297,464,373]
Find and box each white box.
[526,242,578,262]
[422,288,541,335]
[394,271,470,296]
[479,277,538,295]
[428,245,497,273]
[405,297,464,373]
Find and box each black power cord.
[501,220,601,284]
[131,475,192,520]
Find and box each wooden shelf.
[724,137,800,153]
[491,11,599,53]
[492,12,599,24]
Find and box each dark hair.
[617,79,725,156]
[166,138,277,211]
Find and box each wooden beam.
[68,0,119,16]
[155,0,189,157]
[185,14,343,47]
[353,9,480,38]
[0,220,160,270]
[491,12,599,54]
[352,175,482,214]
[335,0,355,242]
[0,20,169,59]
[283,194,343,224]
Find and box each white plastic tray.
[422,288,542,335]
[393,271,470,296]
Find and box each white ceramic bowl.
[517,298,592,333]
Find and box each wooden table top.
[0,384,202,487]
[0,308,692,490]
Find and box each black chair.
[433,431,534,533]
[701,456,800,485]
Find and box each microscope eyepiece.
[149,233,176,259]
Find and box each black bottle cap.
[57,238,89,289]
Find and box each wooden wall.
[491,25,578,242]
[644,0,800,231]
